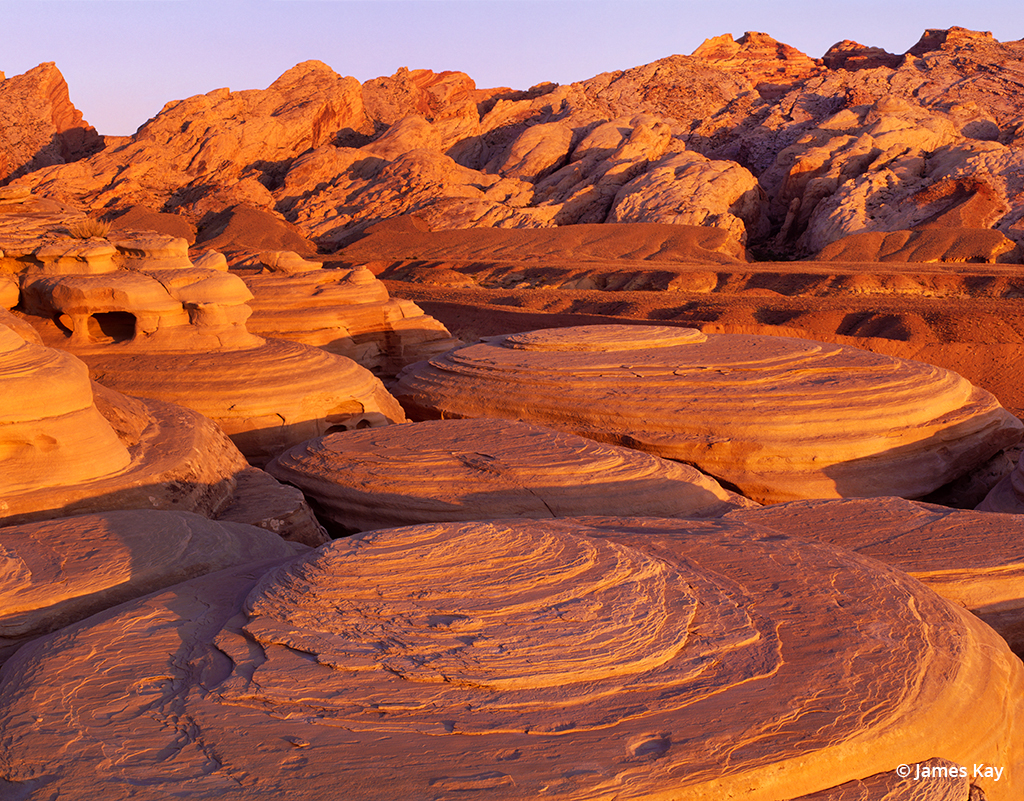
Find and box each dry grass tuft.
[66,218,111,239]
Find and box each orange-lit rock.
[3,208,408,464]
[0,517,1019,798]
[0,62,102,184]
[727,496,1024,653]
[15,60,370,215]
[0,509,304,665]
[816,226,1022,263]
[240,259,459,375]
[266,418,754,533]
[0,320,326,542]
[394,324,1022,502]
[0,322,244,524]
[82,338,406,466]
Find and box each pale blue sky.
[3,0,1021,135]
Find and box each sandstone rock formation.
[726,496,1024,653]
[816,226,1022,263]
[11,28,1022,259]
[0,509,304,665]
[394,324,1023,503]
[1,517,1019,799]
[16,61,370,216]
[0,317,324,542]
[337,217,748,271]
[0,62,102,184]
[266,418,754,533]
[239,255,460,375]
[1,209,408,464]
[80,335,406,466]
[0,321,246,525]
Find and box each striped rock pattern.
[726,496,1024,653]
[0,509,304,665]
[267,418,755,533]
[84,336,407,466]
[0,323,247,525]
[0,517,1019,799]
[394,325,1023,502]
[242,261,460,376]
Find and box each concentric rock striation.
[0,320,325,542]
[240,258,460,375]
[0,323,247,525]
[266,418,754,533]
[84,337,407,466]
[0,509,304,665]
[0,517,1019,799]
[394,324,1022,502]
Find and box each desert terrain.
[2,25,1024,800]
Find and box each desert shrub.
[66,218,111,239]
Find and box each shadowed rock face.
[266,417,755,533]
[0,517,1020,799]
[0,509,304,666]
[979,453,1024,516]
[0,62,102,185]
[394,324,1023,503]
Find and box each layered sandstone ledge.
[0,214,411,465]
[0,322,246,525]
[0,321,326,544]
[266,417,754,533]
[394,324,1023,503]
[0,509,304,665]
[241,257,460,376]
[83,335,407,466]
[0,517,1019,799]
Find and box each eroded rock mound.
[337,217,747,265]
[394,324,1023,503]
[0,322,248,525]
[816,226,1022,263]
[16,61,370,216]
[0,517,1019,799]
[0,509,303,665]
[2,213,408,464]
[239,257,460,375]
[266,418,754,533]
[7,29,1024,258]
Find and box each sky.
[2,0,1022,136]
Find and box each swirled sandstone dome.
[394,324,1023,502]
[0,322,248,524]
[265,417,754,533]
[1,517,1020,799]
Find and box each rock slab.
[0,517,1019,799]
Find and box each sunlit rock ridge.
[2,26,1022,262]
